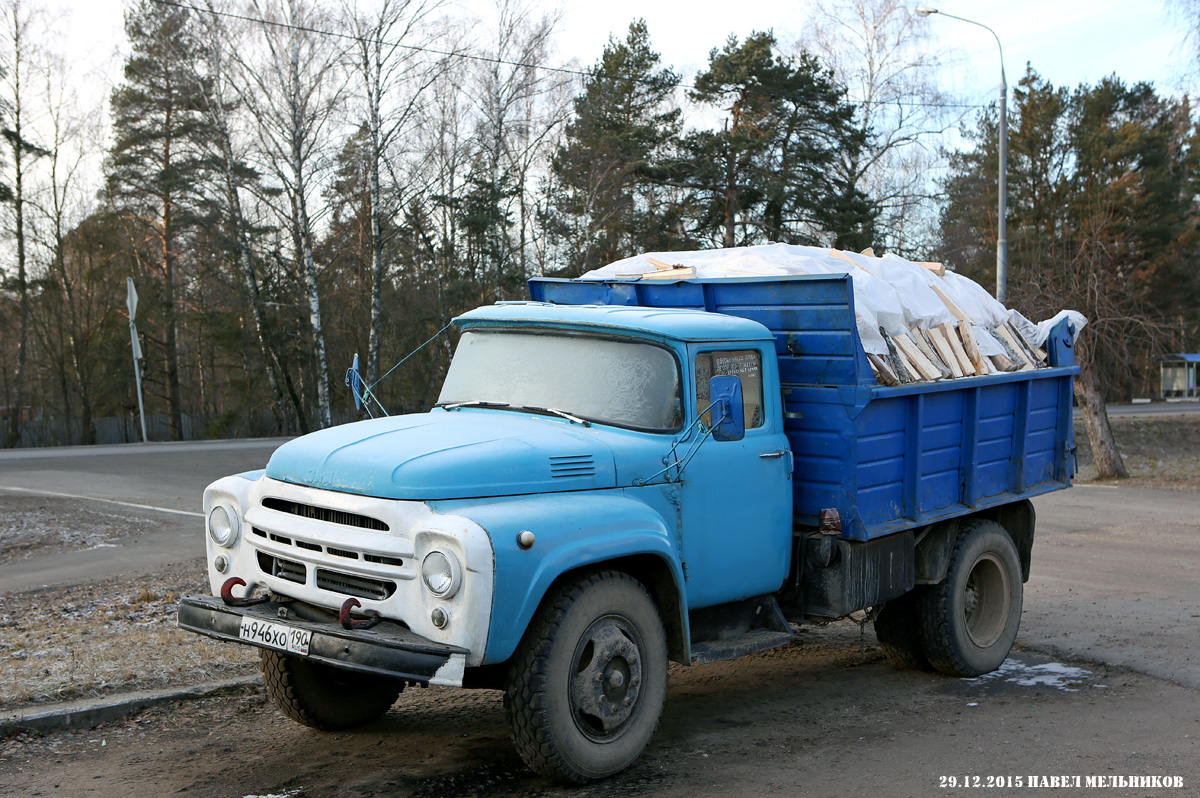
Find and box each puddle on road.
[967,658,1095,692]
[940,653,1103,700]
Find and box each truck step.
[689,629,795,665]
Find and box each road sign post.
[127,277,149,443]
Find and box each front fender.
[430,490,686,665]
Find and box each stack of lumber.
[864,316,1048,387]
[582,243,1060,385]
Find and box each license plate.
[238,616,312,655]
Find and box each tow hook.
[339,597,382,630]
[220,577,270,607]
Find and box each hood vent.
[550,454,596,479]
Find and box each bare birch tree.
[1,0,50,447]
[195,0,296,431]
[343,0,443,385]
[801,0,952,254]
[32,44,114,444]
[466,0,564,297]
[238,0,347,428]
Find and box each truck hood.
[265,410,644,500]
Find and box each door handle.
[760,450,788,459]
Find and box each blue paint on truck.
[182,270,1078,782]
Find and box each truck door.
[679,344,793,608]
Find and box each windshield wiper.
[437,400,590,427]
[519,405,591,427]
[438,400,512,410]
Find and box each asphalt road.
[0,437,289,512]
[2,442,1199,796]
[1093,401,1200,416]
[0,439,288,592]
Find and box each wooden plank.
[880,329,915,383]
[918,261,946,277]
[867,353,899,385]
[928,283,971,323]
[828,248,872,275]
[994,324,1035,370]
[927,327,964,378]
[911,330,952,378]
[990,351,1018,372]
[640,266,696,280]
[958,321,989,374]
[647,256,678,271]
[893,333,941,381]
[939,322,976,376]
[1005,321,1047,363]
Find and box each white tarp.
[582,244,1082,356]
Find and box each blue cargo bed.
[529,275,1079,542]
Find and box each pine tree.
[937,67,1200,478]
[107,0,214,440]
[550,19,680,274]
[671,32,872,249]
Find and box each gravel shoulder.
[0,562,256,710]
[1074,413,1200,489]
[1,630,1195,798]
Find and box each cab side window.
[695,349,764,429]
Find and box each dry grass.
[1074,413,1200,490]
[0,497,161,566]
[0,563,257,710]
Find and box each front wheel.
[260,650,402,730]
[504,571,669,783]
[916,519,1023,677]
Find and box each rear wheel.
[873,589,931,671]
[260,650,402,730]
[916,520,1022,677]
[504,571,669,783]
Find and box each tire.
[873,589,932,671]
[504,571,669,783]
[916,519,1023,677]
[260,650,402,730]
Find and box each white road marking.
[0,485,204,518]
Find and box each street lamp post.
[916,6,1008,303]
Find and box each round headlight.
[421,550,461,598]
[208,504,240,547]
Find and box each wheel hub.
[570,617,643,741]
[963,552,1010,648]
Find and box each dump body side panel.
[529,275,1078,542]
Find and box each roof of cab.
[454,301,773,343]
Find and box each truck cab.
[181,301,797,781]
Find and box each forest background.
[2,0,1199,482]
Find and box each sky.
[52,0,1190,101]
[559,0,1188,96]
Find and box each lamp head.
[915,6,938,16]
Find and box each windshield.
[438,331,682,431]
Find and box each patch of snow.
[968,658,1093,692]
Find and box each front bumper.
[178,595,469,686]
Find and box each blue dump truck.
[179,273,1079,782]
